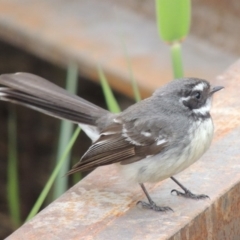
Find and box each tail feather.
[0,73,109,125]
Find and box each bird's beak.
[210,86,224,94]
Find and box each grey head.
[152,77,224,118]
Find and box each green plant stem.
[171,42,184,78]
[53,63,78,199]
[26,127,81,222]
[7,105,21,227]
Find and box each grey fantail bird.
[0,73,223,212]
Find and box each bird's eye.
[194,91,201,100]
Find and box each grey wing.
[0,73,108,124]
[67,117,169,174]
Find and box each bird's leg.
[137,183,173,212]
[170,176,209,200]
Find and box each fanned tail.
[0,73,109,125]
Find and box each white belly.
[119,118,214,183]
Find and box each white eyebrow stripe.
[192,82,207,92]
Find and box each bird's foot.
[171,188,209,200]
[137,200,173,212]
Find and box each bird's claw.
[171,189,209,200]
[137,201,173,212]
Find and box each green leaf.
[7,105,21,227]
[53,63,79,199]
[98,65,121,113]
[156,0,191,43]
[26,127,81,222]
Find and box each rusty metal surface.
[0,0,236,98]
[5,60,240,239]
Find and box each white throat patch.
[192,98,211,115]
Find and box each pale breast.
[118,118,214,184]
[173,117,214,174]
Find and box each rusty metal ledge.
[5,60,240,239]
